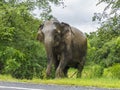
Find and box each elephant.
[37,18,87,78]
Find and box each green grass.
[0,74,120,89]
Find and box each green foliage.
[86,41,96,65]
[88,0,120,78]
[0,47,25,73]
[20,41,47,79]
[0,42,47,79]
[103,64,120,79]
[87,14,120,67]
[82,65,103,78]
[93,0,120,22]
[98,0,120,14]
[94,37,120,67]
[0,0,56,79]
[0,0,63,20]
[87,0,120,78]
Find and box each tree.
[0,0,64,20]
[87,0,120,68]
[93,0,120,21]
[0,0,63,79]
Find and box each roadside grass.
[31,78,120,88]
[0,73,120,89]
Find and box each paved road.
[0,81,119,90]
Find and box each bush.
[86,41,97,65]
[103,64,120,79]
[0,47,25,74]
[22,40,47,79]
[82,65,103,78]
[0,2,47,79]
[93,37,120,67]
[0,41,47,79]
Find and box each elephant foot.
[55,69,64,78]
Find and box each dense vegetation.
[0,0,120,79]
[86,0,120,79]
[0,0,62,79]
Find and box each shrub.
[86,41,97,65]
[1,41,47,79]
[22,40,47,79]
[93,37,120,67]
[82,65,103,78]
[103,64,120,79]
[0,47,25,74]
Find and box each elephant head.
[37,19,61,44]
[37,19,72,48]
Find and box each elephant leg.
[54,59,59,71]
[55,53,67,78]
[63,66,69,77]
[77,57,85,78]
[46,62,52,77]
[46,57,54,78]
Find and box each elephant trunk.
[44,36,54,77]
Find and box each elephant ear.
[61,22,72,49]
[61,22,71,36]
[37,24,44,42]
[53,22,61,34]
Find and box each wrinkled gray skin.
[37,18,87,78]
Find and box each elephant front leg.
[46,58,53,78]
[56,62,65,78]
[55,53,67,78]
[63,66,69,77]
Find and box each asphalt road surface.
[0,81,119,90]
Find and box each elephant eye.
[54,29,61,34]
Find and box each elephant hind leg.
[77,57,85,78]
[54,59,59,71]
[63,66,69,77]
